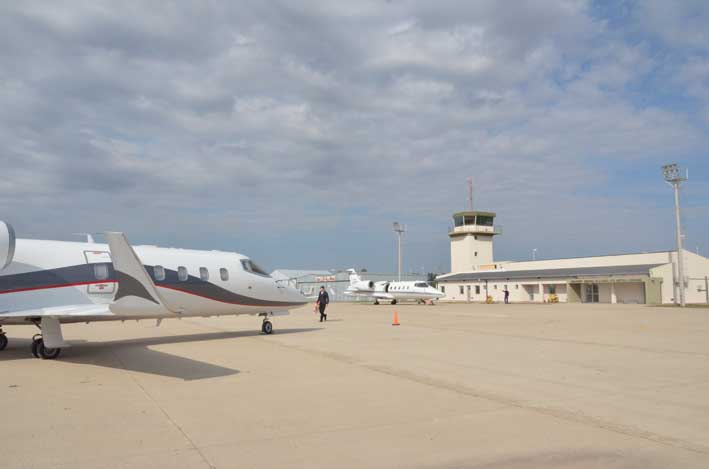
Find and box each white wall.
[450,234,494,273]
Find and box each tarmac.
[2,302,709,468]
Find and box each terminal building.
[436,211,709,305]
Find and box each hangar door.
[614,283,645,304]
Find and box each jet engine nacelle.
[351,280,375,291]
[0,221,16,270]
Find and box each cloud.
[0,0,707,271]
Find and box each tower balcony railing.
[449,224,503,235]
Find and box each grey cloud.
[0,0,707,271]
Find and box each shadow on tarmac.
[0,327,322,381]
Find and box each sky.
[1,0,708,274]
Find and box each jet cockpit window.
[240,259,271,277]
[93,263,109,280]
[178,266,188,282]
[199,267,209,282]
[154,265,165,281]
[414,282,428,288]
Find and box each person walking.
[316,286,329,322]
[503,287,510,304]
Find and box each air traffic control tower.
[449,211,501,273]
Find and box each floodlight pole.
[393,222,405,281]
[672,182,686,307]
[662,163,687,307]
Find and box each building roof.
[437,264,665,282]
[452,210,496,218]
[270,269,334,281]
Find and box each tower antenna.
[467,177,474,211]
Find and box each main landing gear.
[0,328,7,351]
[391,299,397,305]
[373,300,380,305]
[31,334,62,360]
[261,319,273,335]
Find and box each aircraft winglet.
[105,232,173,315]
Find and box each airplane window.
[220,268,229,281]
[178,266,188,282]
[154,265,165,281]
[414,282,428,288]
[240,259,271,277]
[200,267,209,282]
[93,263,109,280]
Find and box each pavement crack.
[111,349,216,469]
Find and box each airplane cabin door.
[84,250,116,301]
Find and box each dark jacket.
[317,290,330,305]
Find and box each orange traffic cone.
[392,311,400,326]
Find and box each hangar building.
[436,211,709,305]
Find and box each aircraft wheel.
[31,337,42,358]
[391,299,397,305]
[0,334,7,351]
[262,321,273,335]
[374,300,379,305]
[37,340,61,360]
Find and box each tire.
[391,299,397,305]
[0,334,7,351]
[38,341,61,360]
[262,321,273,335]
[31,338,41,358]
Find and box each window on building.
[477,215,494,226]
[441,286,445,293]
[459,286,464,294]
[199,267,209,282]
[153,265,165,281]
[475,285,480,294]
[178,266,188,282]
[494,284,498,289]
[474,251,478,257]
[454,215,464,227]
[515,284,519,289]
[220,268,229,281]
[93,263,109,280]
[549,285,557,294]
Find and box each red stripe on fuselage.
[157,284,304,308]
[0,280,118,295]
[0,281,303,308]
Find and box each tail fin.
[347,268,361,286]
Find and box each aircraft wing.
[0,304,113,325]
[372,292,394,300]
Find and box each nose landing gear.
[0,328,7,351]
[261,319,273,335]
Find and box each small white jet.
[344,269,444,305]
[0,221,308,359]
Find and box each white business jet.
[0,221,308,359]
[344,269,444,305]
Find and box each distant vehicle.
[344,269,444,305]
[0,221,308,360]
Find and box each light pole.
[662,163,688,307]
[532,248,537,261]
[393,222,406,281]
